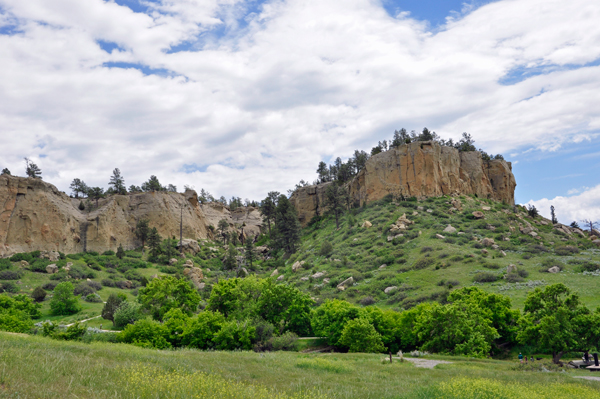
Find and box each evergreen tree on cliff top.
[109,168,127,195]
[24,158,42,179]
[272,194,301,255]
[260,191,279,236]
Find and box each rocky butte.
[291,141,517,225]
[0,175,262,257]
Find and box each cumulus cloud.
[526,185,600,225]
[0,0,599,200]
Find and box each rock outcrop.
[0,175,212,257]
[200,203,263,241]
[291,141,516,225]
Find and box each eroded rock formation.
[0,175,262,257]
[291,141,516,225]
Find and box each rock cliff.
[0,175,262,257]
[291,141,516,225]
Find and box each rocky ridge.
[291,141,516,225]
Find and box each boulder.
[40,251,60,261]
[540,220,548,225]
[482,206,491,211]
[300,277,309,281]
[548,266,561,273]
[481,238,495,247]
[379,264,387,270]
[426,209,433,213]
[20,260,29,267]
[46,264,58,274]
[337,276,354,291]
[443,225,457,234]
[486,224,496,231]
[472,211,485,219]
[123,280,132,289]
[361,220,372,228]
[412,211,419,216]
[384,286,398,294]
[451,199,462,210]
[292,261,305,272]
[436,234,446,239]
[417,206,424,211]
[323,278,330,284]
[481,249,489,255]
[491,244,500,250]
[396,214,414,225]
[184,259,194,267]
[277,275,285,281]
[500,250,507,257]
[64,264,71,272]
[178,239,201,255]
[529,231,538,238]
[169,258,178,265]
[593,240,600,247]
[311,272,326,279]
[240,267,249,277]
[255,246,269,254]
[197,282,206,290]
[270,269,279,277]
[506,264,517,274]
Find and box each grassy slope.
[1,332,598,399]
[1,194,599,330]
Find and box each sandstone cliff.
[291,141,516,225]
[0,176,262,257]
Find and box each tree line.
[3,277,598,363]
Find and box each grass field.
[1,332,599,398]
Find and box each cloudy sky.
[0,0,599,224]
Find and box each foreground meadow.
[1,333,599,399]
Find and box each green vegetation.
[1,333,599,398]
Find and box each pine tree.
[24,158,42,179]
[70,178,88,198]
[135,219,150,252]
[218,219,229,244]
[116,244,125,259]
[550,205,558,224]
[273,194,301,254]
[1,168,11,175]
[109,168,126,195]
[325,184,349,229]
[244,237,256,269]
[260,192,279,236]
[88,187,104,208]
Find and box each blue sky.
[0,0,599,222]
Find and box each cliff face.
[0,175,262,257]
[291,141,516,225]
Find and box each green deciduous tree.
[138,276,201,321]
[50,282,81,316]
[118,318,171,349]
[0,294,41,333]
[339,318,385,353]
[113,301,143,329]
[181,310,225,349]
[311,299,361,347]
[518,283,588,364]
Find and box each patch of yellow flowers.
[435,377,592,399]
[120,364,327,399]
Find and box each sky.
[0,0,599,225]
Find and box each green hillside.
[1,194,599,329]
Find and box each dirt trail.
[395,357,453,369]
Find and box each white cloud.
[0,0,599,200]
[526,185,600,224]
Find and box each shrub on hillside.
[85,293,103,303]
[0,281,18,293]
[101,279,116,287]
[9,253,33,263]
[49,282,81,316]
[413,258,436,270]
[101,293,126,322]
[0,270,21,280]
[73,282,96,297]
[319,241,333,257]
[473,272,498,283]
[0,259,11,271]
[555,246,579,256]
[42,281,58,291]
[359,296,376,306]
[29,259,50,273]
[113,301,143,329]
[31,286,47,303]
[118,318,171,349]
[339,318,384,353]
[504,273,523,283]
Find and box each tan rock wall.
[292,141,516,225]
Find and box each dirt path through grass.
[397,357,453,369]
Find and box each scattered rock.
[379,264,387,270]
[529,231,538,237]
[277,275,285,281]
[540,220,548,225]
[500,250,507,257]
[255,246,269,254]
[46,264,58,274]
[472,211,485,219]
[451,199,462,210]
[197,282,206,290]
[482,206,491,211]
[337,276,354,291]
[64,264,71,272]
[292,261,305,272]
[384,286,398,294]
[481,238,495,247]
[412,211,419,216]
[123,280,133,289]
[169,258,178,265]
[20,260,29,267]
[506,264,517,274]
[486,224,496,231]
[270,269,279,277]
[334,259,341,262]
[417,206,424,211]
[312,271,326,279]
[184,267,204,289]
[443,225,457,234]
[178,239,201,255]
[548,266,561,273]
[40,251,60,261]
[593,240,600,247]
[481,249,489,255]
[300,277,309,282]
[184,259,194,267]
[323,278,330,284]
[353,238,358,242]
[435,234,445,239]
[491,244,500,250]
[426,209,433,213]
[361,220,372,228]
[387,235,394,242]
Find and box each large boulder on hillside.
[443,225,457,234]
[548,266,561,273]
[506,264,517,274]
[292,261,305,272]
[178,239,201,255]
[41,251,60,261]
[46,264,58,274]
[361,220,372,228]
[384,286,398,294]
[481,238,495,247]
[472,211,485,219]
[337,277,354,291]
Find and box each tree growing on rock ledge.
[24,158,42,179]
[108,168,126,195]
[272,194,301,255]
[1,168,10,175]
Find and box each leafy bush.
[101,293,127,322]
[85,293,103,303]
[114,301,143,329]
[473,272,498,283]
[413,258,436,270]
[0,282,19,293]
[271,331,299,351]
[49,282,81,315]
[73,282,96,297]
[504,273,523,283]
[0,259,11,271]
[118,318,171,349]
[0,270,21,280]
[339,318,385,353]
[42,281,58,291]
[359,296,376,306]
[212,319,256,350]
[0,294,41,332]
[31,286,47,303]
[102,250,115,256]
[555,246,579,256]
[319,241,333,257]
[9,253,33,263]
[28,259,50,273]
[101,279,115,287]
